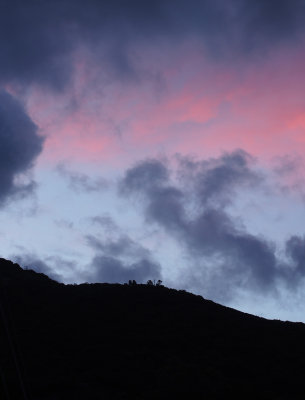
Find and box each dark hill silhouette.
[1,257,305,399]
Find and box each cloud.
[86,234,150,259]
[120,158,169,195]
[12,252,89,284]
[272,155,303,177]
[119,152,305,300]
[286,236,305,275]
[86,234,161,284]
[13,253,63,282]
[236,0,305,50]
[89,256,161,284]
[0,2,74,89]
[0,90,43,204]
[176,150,261,208]
[56,163,109,193]
[90,215,118,232]
[1,1,305,91]
[12,241,161,285]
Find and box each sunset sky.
[2,0,305,321]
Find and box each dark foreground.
[1,258,305,399]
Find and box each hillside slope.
[1,258,305,399]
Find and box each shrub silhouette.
[146,279,163,286]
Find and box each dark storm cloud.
[56,164,109,193]
[120,152,305,299]
[86,234,161,283]
[0,90,43,204]
[1,1,305,89]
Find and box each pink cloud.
[25,43,305,170]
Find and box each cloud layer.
[2,1,305,322]
[0,90,43,203]
[2,0,305,90]
[86,234,161,284]
[120,151,305,300]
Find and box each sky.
[2,0,305,321]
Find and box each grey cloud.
[119,158,185,228]
[286,236,305,275]
[186,209,277,287]
[236,0,305,51]
[86,234,150,260]
[120,152,305,299]
[13,253,63,282]
[272,154,303,177]
[57,164,109,193]
[89,256,161,284]
[86,233,161,284]
[270,155,305,199]
[0,90,43,204]
[90,215,118,232]
[12,252,86,284]
[12,233,162,285]
[146,186,186,230]
[177,150,261,207]
[1,1,305,90]
[0,2,74,89]
[54,219,74,230]
[120,158,169,195]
